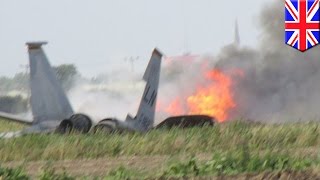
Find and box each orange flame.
[158,69,237,123]
[186,70,236,122]
[164,97,184,116]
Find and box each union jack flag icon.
[285,0,320,52]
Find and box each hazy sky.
[0,0,269,77]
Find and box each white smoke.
[68,67,145,123]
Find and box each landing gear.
[93,119,117,134]
[56,114,92,134]
[56,119,73,134]
[69,114,92,133]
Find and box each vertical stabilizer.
[126,48,162,131]
[234,19,240,46]
[27,42,74,124]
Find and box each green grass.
[0,152,318,179]
[161,151,315,178]
[0,165,73,180]
[0,165,30,180]
[0,118,25,132]
[1,119,320,178]
[0,120,320,161]
[37,165,75,180]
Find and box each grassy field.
[1,118,320,179]
[0,119,25,132]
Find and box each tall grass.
[0,119,24,132]
[0,120,320,161]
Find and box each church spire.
[234,19,240,46]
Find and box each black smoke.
[216,0,320,122]
[159,0,320,122]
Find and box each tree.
[53,64,78,91]
[12,72,29,91]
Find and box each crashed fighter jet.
[0,41,211,136]
[0,42,93,138]
[93,49,163,133]
[0,42,164,137]
[91,50,215,132]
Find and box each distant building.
[234,19,241,46]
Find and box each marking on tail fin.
[143,85,157,107]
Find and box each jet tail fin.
[27,42,74,124]
[126,48,162,131]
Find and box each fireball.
[158,68,237,122]
[186,70,236,122]
[165,97,184,116]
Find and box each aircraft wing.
[0,111,33,125]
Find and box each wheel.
[56,119,73,134]
[69,114,92,133]
[93,119,116,134]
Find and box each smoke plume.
[218,0,320,122]
[68,0,320,124]
[158,0,320,122]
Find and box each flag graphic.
[285,0,320,52]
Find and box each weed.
[38,164,74,180]
[105,166,138,180]
[0,165,29,180]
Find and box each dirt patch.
[3,155,320,179]
[3,155,170,177]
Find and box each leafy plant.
[161,150,315,177]
[106,166,137,180]
[0,165,29,180]
[162,156,200,177]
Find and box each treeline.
[0,73,28,92]
[0,64,79,93]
